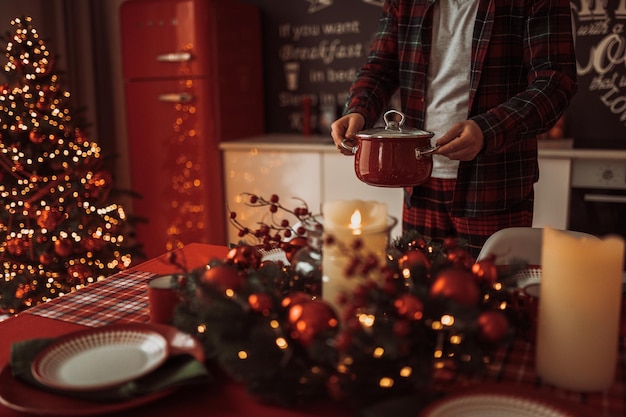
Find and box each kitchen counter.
[220,135,626,160]
[537,139,626,160]
[219,134,335,153]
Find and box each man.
[331,0,577,257]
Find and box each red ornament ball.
[83,237,105,252]
[398,249,431,271]
[430,268,480,306]
[226,245,262,270]
[281,291,314,309]
[37,208,64,230]
[446,247,474,270]
[39,253,53,265]
[85,171,113,201]
[288,300,339,347]
[7,237,29,256]
[29,131,45,143]
[201,264,245,293]
[472,257,499,285]
[74,128,88,144]
[248,293,273,315]
[66,264,92,285]
[477,310,510,343]
[54,239,73,257]
[394,294,424,321]
[285,236,307,263]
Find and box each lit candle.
[536,228,625,391]
[322,200,392,315]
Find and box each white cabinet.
[533,157,572,230]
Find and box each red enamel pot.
[341,110,437,188]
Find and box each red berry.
[351,239,363,250]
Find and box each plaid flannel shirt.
[345,0,577,217]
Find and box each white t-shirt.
[425,0,479,178]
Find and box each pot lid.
[355,110,434,139]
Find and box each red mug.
[511,283,540,341]
[148,275,182,324]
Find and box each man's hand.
[331,113,365,155]
[435,120,484,161]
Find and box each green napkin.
[358,393,441,417]
[10,337,213,402]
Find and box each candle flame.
[349,209,362,235]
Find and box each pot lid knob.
[383,109,406,131]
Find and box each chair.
[476,227,598,265]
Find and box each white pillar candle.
[322,200,390,315]
[536,228,624,391]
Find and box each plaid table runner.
[445,337,626,417]
[23,270,156,327]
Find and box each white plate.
[513,265,541,289]
[259,247,290,265]
[421,389,583,417]
[31,326,169,391]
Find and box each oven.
[568,157,626,271]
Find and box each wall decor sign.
[567,0,626,148]
[245,0,382,134]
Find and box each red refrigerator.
[120,0,264,259]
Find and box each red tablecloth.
[0,243,624,417]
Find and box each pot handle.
[383,110,405,129]
[415,145,440,159]
[339,139,358,154]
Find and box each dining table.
[0,242,624,417]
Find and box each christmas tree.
[0,17,140,313]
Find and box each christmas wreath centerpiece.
[172,193,524,410]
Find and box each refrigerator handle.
[156,52,192,62]
[158,93,194,103]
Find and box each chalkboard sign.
[242,0,383,134]
[566,0,626,149]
